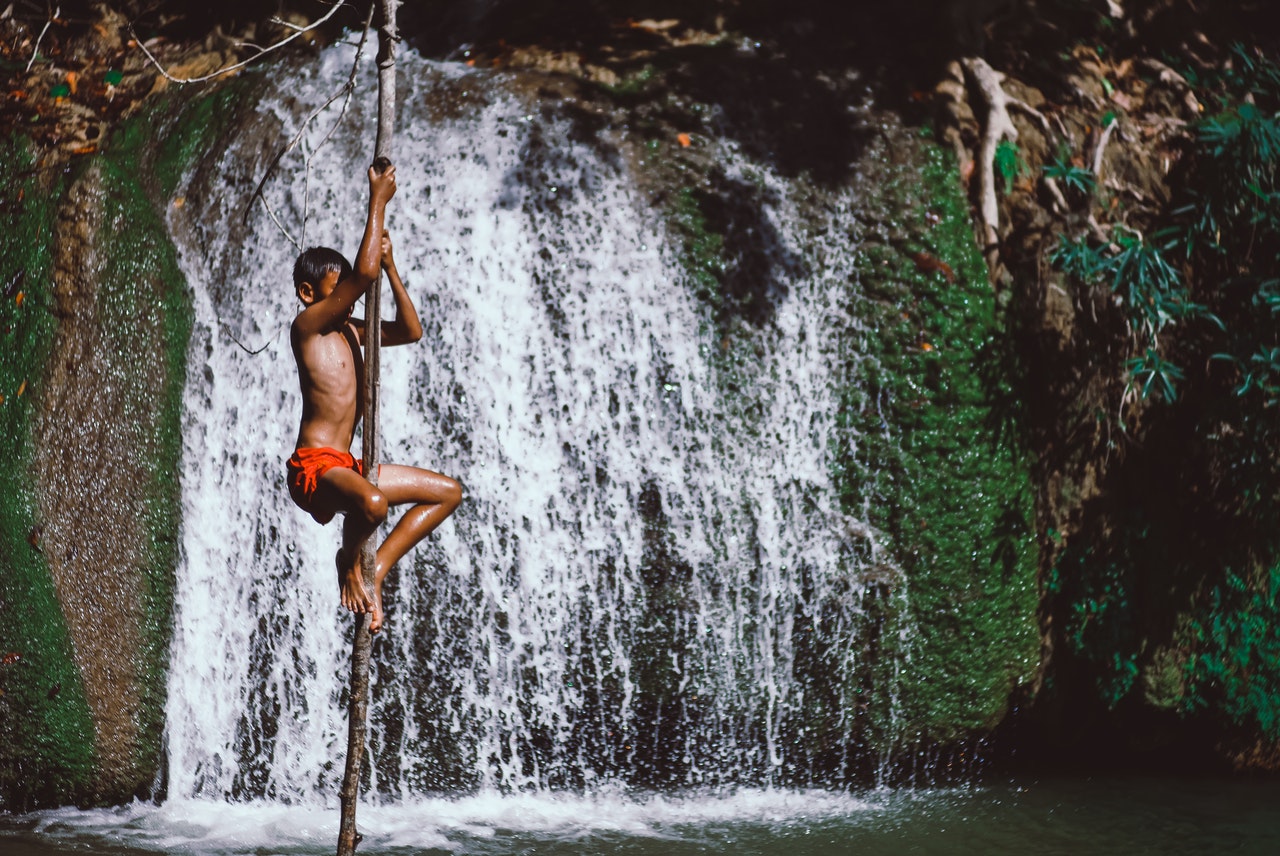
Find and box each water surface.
[5,776,1279,855]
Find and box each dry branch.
[1092,117,1118,179]
[243,3,377,244]
[130,1,345,85]
[24,2,59,73]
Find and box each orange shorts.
[285,447,365,524]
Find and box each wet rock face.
[2,75,239,803]
[34,162,150,802]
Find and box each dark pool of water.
[4,775,1279,855]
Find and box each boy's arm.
[294,163,397,337]
[378,232,423,347]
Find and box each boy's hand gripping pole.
[338,2,398,854]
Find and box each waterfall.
[164,43,903,805]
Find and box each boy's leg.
[310,467,389,618]
[363,463,462,630]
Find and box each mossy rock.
[842,140,1040,749]
[0,76,258,809]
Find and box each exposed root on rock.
[960,56,1051,284]
[1092,116,1118,180]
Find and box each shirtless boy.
[285,159,461,633]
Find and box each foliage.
[1048,232,1102,280]
[1174,59,1280,409]
[1184,565,1280,739]
[1228,346,1280,403]
[1042,150,1096,197]
[1125,348,1185,403]
[1047,44,1280,746]
[994,139,1028,194]
[1048,520,1143,709]
[1178,43,1280,113]
[1050,223,1219,404]
[1106,229,1182,323]
[1050,46,1278,405]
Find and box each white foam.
[29,789,880,853]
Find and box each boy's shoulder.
[289,309,328,352]
[289,311,309,342]
[292,312,358,346]
[291,303,333,339]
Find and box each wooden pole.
[337,2,398,853]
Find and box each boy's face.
[296,269,343,308]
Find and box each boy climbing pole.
[285,158,462,633]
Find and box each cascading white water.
[164,43,905,805]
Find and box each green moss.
[653,123,1038,764]
[837,140,1040,747]
[0,135,98,808]
[600,64,658,98]
[654,119,1039,760]
[669,186,726,307]
[112,79,256,200]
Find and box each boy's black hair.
[293,246,352,289]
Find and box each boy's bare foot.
[336,548,374,617]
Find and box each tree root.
[1092,117,1118,180]
[960,57,1051,283]
[1136,57,1203,118]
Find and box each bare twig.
[244,3,374,242]
[1086,213,1111,244]
[221,321,281,356]
[24,2,59,73]
[260,194,302,252]
[217,3,372,358]
[1007,96,1053,138]
[129,1,346,85]
[1042,175,1070,215]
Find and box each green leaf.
[1043,153,1096,196]
[1049,233,1105,281]
[1126,349,1184,402]
[994,139,1026,193]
